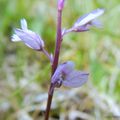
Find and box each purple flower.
[73,8,104,28]
[62,8,104,36]
[11,19,44,51]
[51,61,89,88]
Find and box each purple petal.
[62,61,75,74]
[91,19,103,28]
[63,71,89,88]
[51,61,75,84]
[73,19,103,32]
[52,61,89,88]
[14,29,44,50]
[74,8,104,27]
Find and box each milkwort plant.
[11,0,104,120]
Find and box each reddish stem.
[52,12,62,73]
[45,10,62,120]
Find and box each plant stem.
[52,11,62,73]
[45,9,62,120]
[42,48,53,63]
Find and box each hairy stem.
[45,9,62,120]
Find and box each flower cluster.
[11,8,104,89]
[11,2,105,119]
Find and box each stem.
[52,11,62,73]
[42,48,53,63]
[45,9,62,120]
[44,84,54,120]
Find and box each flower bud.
[58,0,65,11]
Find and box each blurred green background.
[0,0,120,120]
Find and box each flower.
[51,61,89,88]
[62,8,104,36]
[73,8,104,28]
[11,19,44,51]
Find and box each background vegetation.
[0,0,120,120]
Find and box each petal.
[51,61,75,83]
[91,19,103,28]
[62,61,75,74]
[63,71,89,88]
[26,29,44,47]
[11,34,22,42]
[51,65,63,84]
[14,29,43,50]
[20,18,28,30]
[74,8,104,27]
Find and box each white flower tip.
[11,34,21,42]
[20,18,28,30]
[94,8,105,16]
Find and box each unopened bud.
[58,0,65,11]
